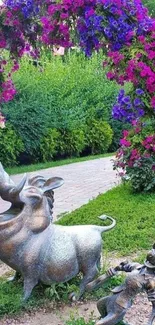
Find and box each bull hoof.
[7,275,15,282]
[7,274,19,282]
[69,292,77,301]
[96,319,105,325]
[7,271,21,282]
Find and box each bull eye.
[27,187,38,194]
[30,189,36,193]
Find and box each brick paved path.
[0,157,119,219]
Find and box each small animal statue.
[0,163,116,301]
[86,244,155,325]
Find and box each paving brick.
[0,157,120,219]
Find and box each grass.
[0,274,123,318]
[1,182,155,318]
[6,152,114,175]
[66,318,95,325]
[66,318,126,325]
[58,183,155,255]
[0,279,49,317]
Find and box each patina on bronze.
[86,244,155,325]
[0,163,116,301]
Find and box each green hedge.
[0,123,24,167]
[85,119,113,155]
[2,52,119,166]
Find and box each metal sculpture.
[0,163,116,301]
[86,244,155,325]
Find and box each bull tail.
[96,215,116,233]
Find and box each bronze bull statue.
[0,163,116,301]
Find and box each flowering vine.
[1,0,155,190]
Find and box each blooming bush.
[0,0,153,112]
[1,0,155,190]
[113,120,155,191]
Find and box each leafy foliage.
[2,97,50,164]
[142,0,155,16]
[0,123,24,167]
[85,120,113,155]
[2,53,118,165]
[39,128,60,162]
[66,318,95,325]
[58,128,86,158]
[108,119,130,152]
[114,119,155,192]
[0,269,123,318]
[127,157,155,193]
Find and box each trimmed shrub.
[0,123,24,167]
[39,128,60,162]
[85,119,113,155]
[2,53,118,156]
[1,53,119,164]
[58,129,86,158]
[2,99,50,164]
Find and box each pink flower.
[60,13,69,19]
[138,36,146,44]
[135,127,141,134]
[123,130,129,137]
[106,71,115,80]
[120,138,131,147]
[151,96,155,109]
[147,50,155,60]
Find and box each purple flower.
[134,98,142,106]
[123,96,131,104]
[136,88,145,96]
[112,88,146,123]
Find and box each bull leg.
[22,277,38,302]
[147,312,155,325]
[97,296,109,317]
[77,265,99,300]
[96,311,126,325]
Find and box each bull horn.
[10,173,27,194]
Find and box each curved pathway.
[0,156,120,219]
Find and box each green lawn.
[0,183,155,318]
[6,153,114,175]
[58,183,155,255]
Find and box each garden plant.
[1,53,117,165]
[0,0,155,191]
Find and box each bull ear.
[28,175,46,188]
[42,177,64,193]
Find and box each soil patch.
[0,251,150,325]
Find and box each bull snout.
[19,186,43,203]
